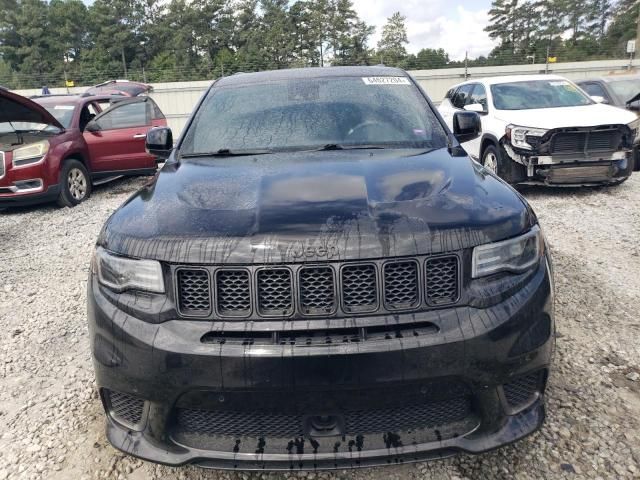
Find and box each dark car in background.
[88,66,554,470]
[577,75,640,112]
[0,90,166,208]
[85,79,153,97]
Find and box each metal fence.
[13,59,638,136]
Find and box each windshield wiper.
[316,144,388,151]
[180,148,273,158]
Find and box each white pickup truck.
[438,74,640,186]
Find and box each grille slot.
[503,371,545,409]
[0,152,5,179]
[216,270,251,316]
[341,264,377,313]
[588,131,616,150]
[426,256,459,305]
[177,269,211,315]
[551,132,585,154]
[257,269,293,316]
[299,266,336,315]
[384,261,420,310]
[107,390,145,427]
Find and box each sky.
[352,0,497,61]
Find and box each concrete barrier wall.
[14,59,638,136]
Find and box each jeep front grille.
[174,255,460,319]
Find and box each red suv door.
[83,98,167,172]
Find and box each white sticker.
[53,105,75,110]
[548,80,570,86]
[362,76,412,85]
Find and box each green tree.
[376,11,408,66]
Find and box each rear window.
[491,79,592,110]
[180,76,448,154]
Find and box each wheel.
[481,144,526,185]
[57,160,92,207]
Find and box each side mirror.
[145,127,173,160]
[85,120,100,132]
[453,111,481,143]
[590,95,606,104]
[464,103,487,115]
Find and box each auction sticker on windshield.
[362,77,412,85]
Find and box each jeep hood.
[0,88,64,128]
[495,103,637,129]
[99,148,534,264]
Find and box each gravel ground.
[1,175,639,480]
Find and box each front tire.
[481,144,526,185]
[57,160,92,207]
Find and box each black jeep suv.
[88,66,554,470]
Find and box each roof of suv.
[215,66,408,87]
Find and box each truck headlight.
[472,225,543,278]
[12,140,49,167]
[506,125,548,150]
[94,247,165,293]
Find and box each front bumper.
[0,183,60,207]
[88,257,554,470]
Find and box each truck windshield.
[608,78,640,103]
[491,80,593,110]
[180,76,448,155]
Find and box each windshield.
[43,105,75,128]
[491,79,592,110]
[180,76,448,154]
[608,78,640,103]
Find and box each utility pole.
[464,51,468,80]
[121,48,127,79]
[545,44,550,74]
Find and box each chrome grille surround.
[173,253,461,320]
[0,151,5,180]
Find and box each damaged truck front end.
[502,122,639,185]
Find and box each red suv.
[0,89,167,208]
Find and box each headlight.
[12,140,49,167]
[505,125,548,150]
[94,247,165,293]
[472,225,543,278]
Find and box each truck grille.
[174,255,460,319]
[550,128,621,155]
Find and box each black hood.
[0,88,64,128]
[99,148,534,264]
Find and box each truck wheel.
[481,144,526,185]
[57,160,92,207]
